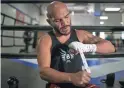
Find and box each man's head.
[47,1,71,35]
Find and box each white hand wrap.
[68,41,97,53]
[68,41,92,73]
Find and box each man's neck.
[55,32,71,44]
[55,31,71,37]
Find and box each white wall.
[40,15,48,26]
[39,12,122,26]
[71,13,122,26]
[10,4,40,23]
[1,15,3,24]
[101,13,122,26]
[1,4,40,24]
[113,32,122,39]
[1,4,39,53]
[1,4,16,19]
[71,14,96,26]
[122,12,124,26]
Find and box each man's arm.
[37,34,72,83]
[76,30,115,54]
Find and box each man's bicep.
[83,31,104,44]
[37,36,51,68]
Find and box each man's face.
[48,7,71,35]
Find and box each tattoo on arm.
[80,30,103,44]
[84,35,103,44]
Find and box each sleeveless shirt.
[48,29,83,88]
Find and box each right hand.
[70,70,91,87]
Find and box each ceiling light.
[71,11,74,15]
[100,21,104,25]
[73,6,84,10]
[87,8,94,13]
[92,32,96,36]
[100,32,105,39]
[105,8,120,11]
[100,16,108,20]
[121,22,123,25]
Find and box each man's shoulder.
[37,32,52,46]
[75,29,88,36]
[75,29,92,42]
[75,29,89,34]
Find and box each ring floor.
[1,57,124,88]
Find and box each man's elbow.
[40,73,48,81]
[39,67,52,82]
[104,40,116,53]
[39,67,48,81]
[97,40,116,54]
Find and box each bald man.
[37,1,115,88]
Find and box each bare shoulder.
[76,29,92,36]
[75,29,92,42]
[37,33,52,53]
[38,33,51,44]
[75,29,103,44]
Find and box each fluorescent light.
[100,21,104,25]
[87,8,94,13]
[92,32,96,36]
[121,22,123,25]
[105,8,120,11]
[100,16,108,20]
[100,32,105,39]
[73,6,84,10]
[122,31,124,39]
[71,11,74,15]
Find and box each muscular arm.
[85,36,115,54]
[77,30,115,54]
[37,35,71,83]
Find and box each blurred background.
[1,0,124,88]
[1,2,124,54]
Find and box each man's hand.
[70,71,91,87]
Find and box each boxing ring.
[1,57,124,88]
[1,25,124,88]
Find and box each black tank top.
[48,29,83,88]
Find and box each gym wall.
[1,4,40,53]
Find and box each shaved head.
[47,1,68,18]
[46,1,71,36]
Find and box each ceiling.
[1,0,124,3]
[2,0,124,14]
[36,3,124,15]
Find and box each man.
[37,1,115,88]
[20,30,32,53]
[23,30,32,53]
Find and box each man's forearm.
[40,67,72,83]
[82,34,115,54]
[96,40,115,54]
